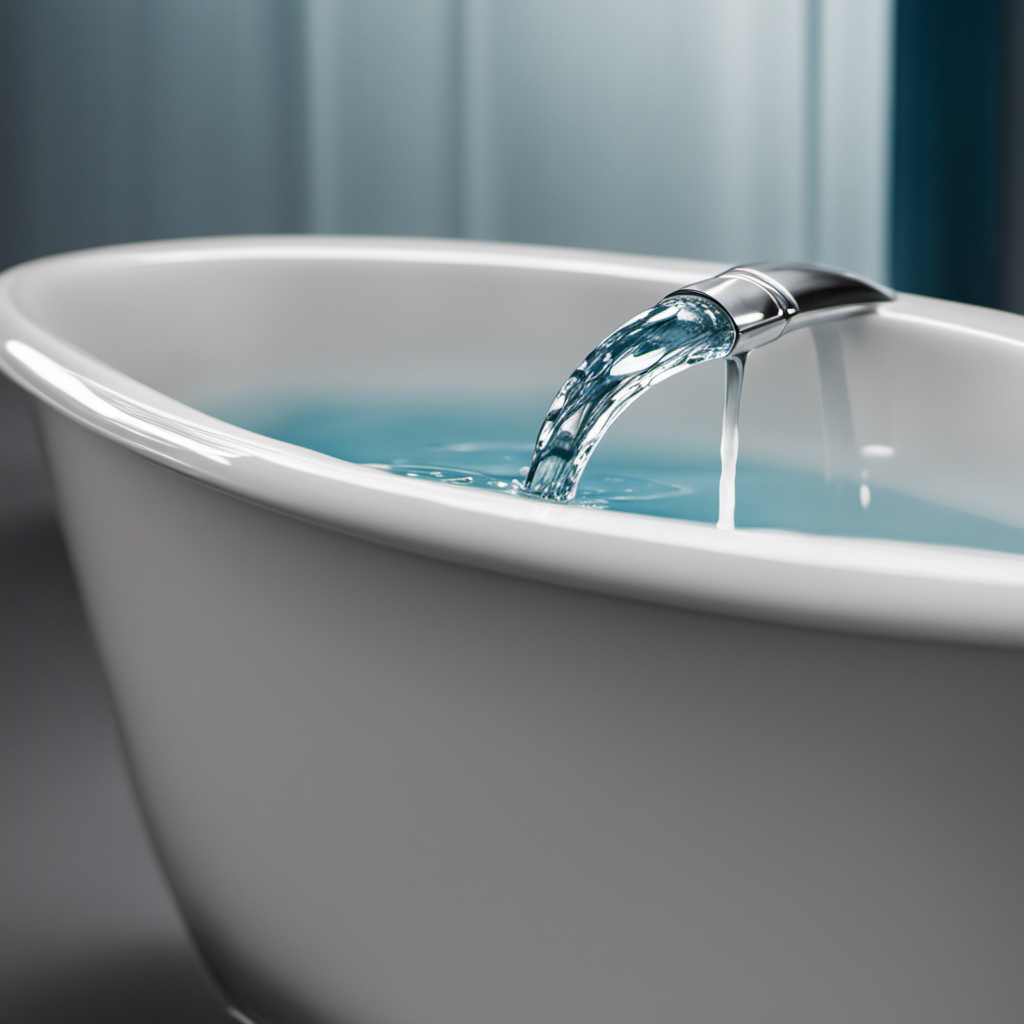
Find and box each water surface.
[204,394,1024,556]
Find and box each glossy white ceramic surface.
[1,238,1022,1023]
[2,237,1023,644]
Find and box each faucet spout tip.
[667,261,896,356]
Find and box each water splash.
[523,294,736,502]
[374,463,691,507]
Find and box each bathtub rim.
[2,234,1024,648]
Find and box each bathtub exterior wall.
[38,407,1024,1024]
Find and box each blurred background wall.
[2,0,1021,295]
[0,0,897,276]
[0,0,1020,510]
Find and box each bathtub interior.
[6,240,1024,528]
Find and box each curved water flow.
[523,294,736,501]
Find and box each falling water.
[523,294,737,502]
[716,352,747,530]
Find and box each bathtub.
[1,237,1022,1024]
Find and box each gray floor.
[0,377,228,1022]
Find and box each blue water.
[524,293,735,500]
[206,394,1024,556]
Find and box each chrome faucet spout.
[665,262,896,356]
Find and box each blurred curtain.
[0,0,306,263]
[304,0,894,281]
[0,0,894,282]
[891,0,1004,308]
[1002,1,1024,313]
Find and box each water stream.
[716,352,747,530]
[522,294,736,502]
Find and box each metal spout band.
[665,262,896,356]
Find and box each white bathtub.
[1,237,1022,1024]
